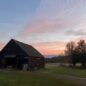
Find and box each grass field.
[0,63,85,86]
[45,63,86,78]
[0,71,80,86]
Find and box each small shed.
[0,39,45,70]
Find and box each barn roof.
[11,39,44,58]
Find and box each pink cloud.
[0,42,5,50]
[32,41,66,55]
[28,20,72,32]
[17,19,75,40]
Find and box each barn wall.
[0,40,28,69]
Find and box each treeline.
[65,40,86,68]
[45,55,65,63]
[45,39,86,68]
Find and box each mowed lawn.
[45,63,86,78]
[0,69,81,86]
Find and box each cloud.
[17,0,86,41]
[16,0,86,43]
[32,41,66,55]
[66,21,86,36]
[66,29,86,36]
[20,19,70,34]
[16,18,75,43]
[0,41,5,50]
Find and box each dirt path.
[41,71,86,86]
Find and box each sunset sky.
[0,0,86,56]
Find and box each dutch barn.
[0,39,45,70]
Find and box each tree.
[65,40,86,68]
[65,41,76,66]
[76,40,86,67]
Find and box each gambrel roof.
[1,39,44,58]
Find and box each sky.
[0,0,86,56]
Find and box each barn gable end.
[0,39,45,70]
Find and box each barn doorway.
[5,57,17,69]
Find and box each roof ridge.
[10,39,44,57]
[11,39,31,46]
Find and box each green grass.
[0,63,85,86]
[45,63,86,78]
[0,70,80,86]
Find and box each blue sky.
[0,0,86,55]
[0,0,40,41]
[0,0,40,23]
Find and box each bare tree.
[65,40,86,68]
[65,41,76,66]
[76,40,86,67]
